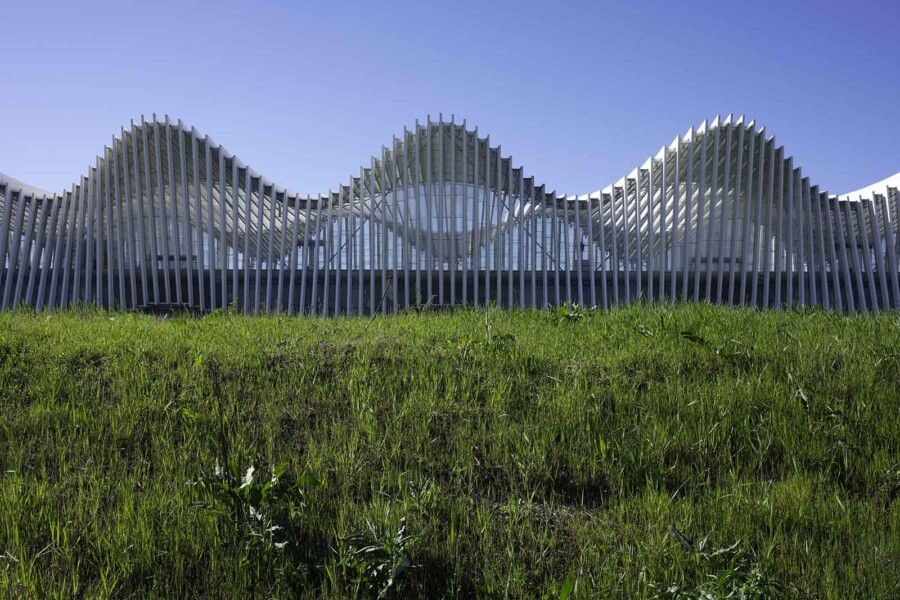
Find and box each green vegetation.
[1,304,899,598]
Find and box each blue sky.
[2,0,898,196]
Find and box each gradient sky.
[2,0,898,197]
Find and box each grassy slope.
[0,305,899,598]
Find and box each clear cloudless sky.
[1,0,898,196]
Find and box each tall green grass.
[1,304,898,597]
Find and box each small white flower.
[241,465,255,489]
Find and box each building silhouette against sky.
[1,114,898,315]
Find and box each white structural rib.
[1,116,897,314]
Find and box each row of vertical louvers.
[1,114,898,315]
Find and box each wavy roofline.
[1,112,898,316]
[3,113,895,203]
[839,172,900,200]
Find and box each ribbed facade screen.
[1,114,898,315]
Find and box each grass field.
[1,304,899,598]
